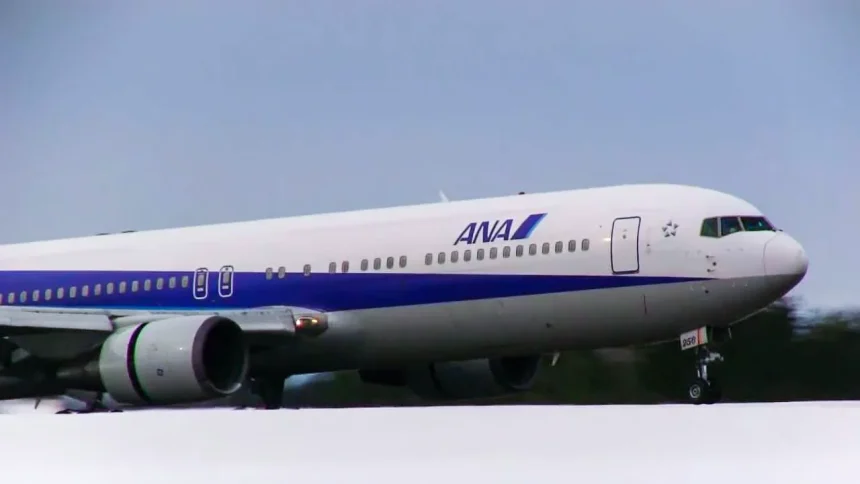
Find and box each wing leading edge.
[0,305,316,359]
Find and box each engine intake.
[57,315,249,405]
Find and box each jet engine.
[359,355,542,400]
[56,315,249,405]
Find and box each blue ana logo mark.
[454,213,547,245]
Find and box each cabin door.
[610,216,641,274]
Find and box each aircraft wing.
[0,306,302,335]
[0,308,115,335]
[0,305,309,359]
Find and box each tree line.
[280,298,860,407]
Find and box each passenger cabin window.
[424,253,432,265]
[582,239,590,251]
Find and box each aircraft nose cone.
[763,233,809,281]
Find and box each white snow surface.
[1,402,859,483]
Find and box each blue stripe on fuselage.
[0,270,708,312]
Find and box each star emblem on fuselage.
[662,220,678,237]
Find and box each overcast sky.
[1,2,857,310]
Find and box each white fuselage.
[0,183,808,374]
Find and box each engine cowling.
[360,355,542,401]
[59,315,249,405]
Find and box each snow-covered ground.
[0,398,65,413]
[1,402,859,483]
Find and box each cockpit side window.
[719,216,742,237]
[740,216,775,232]
[700,218,719,237]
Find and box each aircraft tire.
[687,378,720,405]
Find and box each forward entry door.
[611,216,641,274]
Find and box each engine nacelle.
[59,315,249,406]
[360,355,542,401]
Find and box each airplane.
[0,183,807,413]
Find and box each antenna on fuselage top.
[438,190,450,202]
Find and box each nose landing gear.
[680,326,729,405]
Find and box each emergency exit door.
[611,216,641,274]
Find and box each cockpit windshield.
[700,216,775,238]
[720,217,742,236]
[740,216,774,232]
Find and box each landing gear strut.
[680,326,728,405]
[234,376,289,410]
[55,393,123,414]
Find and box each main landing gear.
[679,326,729,405]
[55,393,123,414]
[233,376,293,410]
